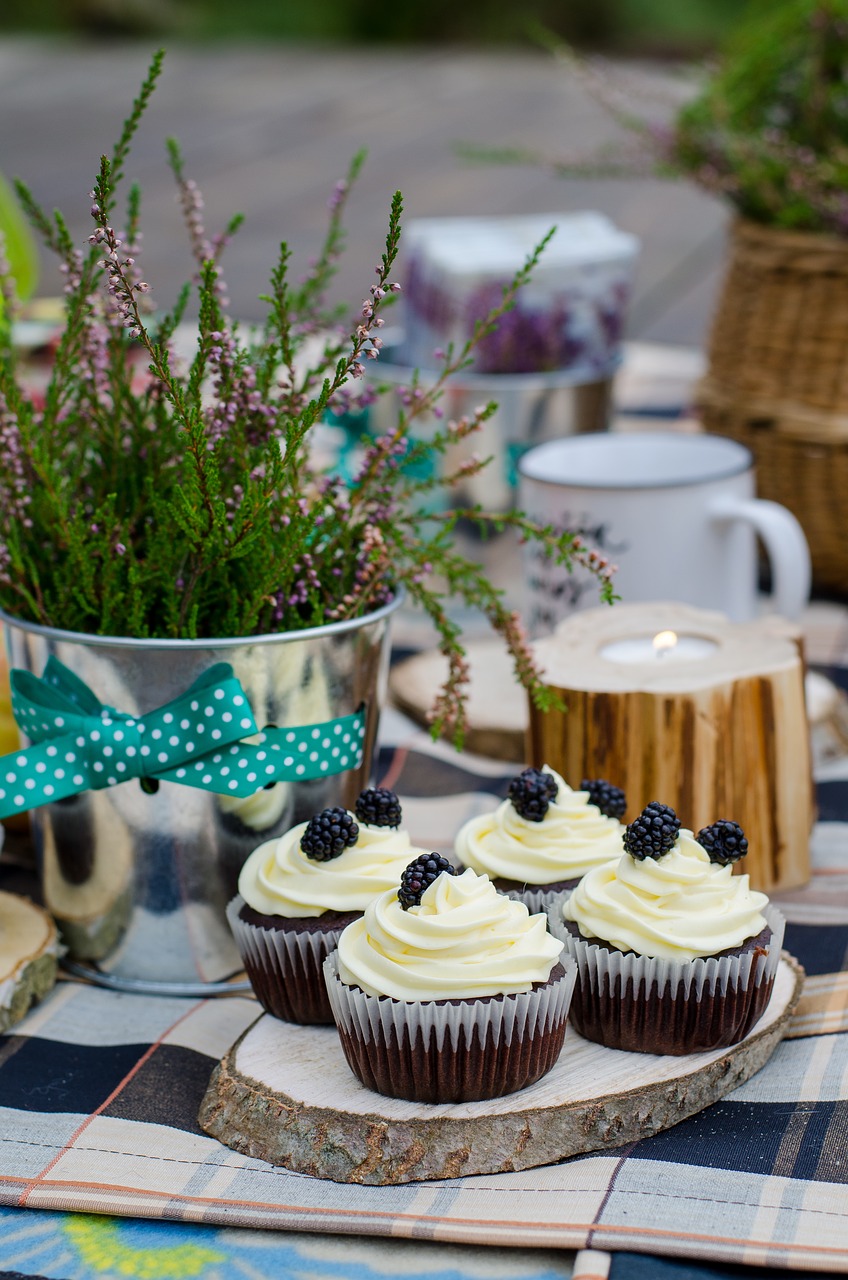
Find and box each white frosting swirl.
[238,819,427,918]
[455,766,624,884]
[337,867,564,1001]
[563,829,769,962]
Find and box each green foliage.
[0,0,740,51]
[669,0,848,232]
[480,3,848,237]
[0,174,38,301]
[0,50,614,743]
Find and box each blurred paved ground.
[0,38,727,345]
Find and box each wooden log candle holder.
[528,602,812,893]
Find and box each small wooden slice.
[199,954,803,1186]
[390,639,528,761]
[0,890,59,1033]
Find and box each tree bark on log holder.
[528,603,812,893]
[198,955,802,1186]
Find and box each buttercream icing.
[455,766,624,884]
[562,828,769,962]
[238,819,427,918]
[337,866,564,1000]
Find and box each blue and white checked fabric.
[0,699,846,1278]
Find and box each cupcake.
[324,856,576,1103]
[229,787,428,1024]
[454,765,626,912]
[547,802,785,1055]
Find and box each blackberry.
[507,767,558,822]
[355,786,402,828]
[398,853,456,910]
[581,778,627,820]
[696,819,748,865]
[300,807,359,861]
[624,801,680,861]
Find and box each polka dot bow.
[1,657,366,818]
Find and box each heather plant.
[0,50,614,744]
[668,0,848,235]
[476,2,848,237]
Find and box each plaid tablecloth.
[0,695,847,1279]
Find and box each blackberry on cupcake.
[229,796,431,1025]
[455,764,625,912]
[550,806,784,1054]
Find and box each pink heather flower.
[328,179,348,215]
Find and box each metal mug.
[518,432,812,634]
[1,595,401,996]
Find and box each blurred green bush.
[0,0,743,53]
[670,0,848,233]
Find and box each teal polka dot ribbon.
[0,656,366,818]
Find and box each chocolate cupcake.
[324,858,576,1102]
[454,765,625,912]
[547,805,785,1055]
[228,788,429,1024]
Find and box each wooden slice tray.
[199,954,803,1186]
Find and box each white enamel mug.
[518,432,811,634]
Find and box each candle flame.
[653,630,678,657]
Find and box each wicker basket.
[696,219,848,594]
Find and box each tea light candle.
[601,630,719,665]
[527,602,811,893]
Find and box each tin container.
[400,212,639,377]
[1,595,401,995]
[368,342,615,512]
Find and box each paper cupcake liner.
[503,883,578,915]
[546,897,785,1054]
[323,952,577,1103]
[227,894,347,1024]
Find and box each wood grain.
[390,639,527,761]
[529,605,812,892]
[198,954,802,1185]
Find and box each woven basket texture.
[697,219,848,594]
[707,220,848,411]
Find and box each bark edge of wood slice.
[0,889,60,1034]
[198,953,803,1186]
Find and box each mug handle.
[710,498,811,620]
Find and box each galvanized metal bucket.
[1,595,401,995]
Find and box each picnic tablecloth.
[0,683,847,1279]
